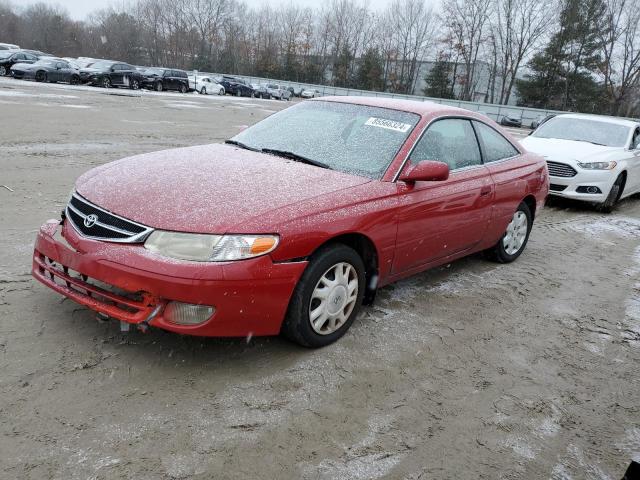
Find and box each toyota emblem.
[84,214,98,228]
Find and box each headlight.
[144,231,278,262]
[578,161,617,170]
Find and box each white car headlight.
[578,161,617,170]
[144,231,278,262]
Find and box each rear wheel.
[219,88,224,95]
[200,87,207,95]
[282,244,365,348]
[485,202,532,263]
[130,78,140,90]
[598,173,625,213]
[0,66,6,76]
[155,81,163,92]
[179,84,187,94]
[101,76,111,88]
[235,89,241,97]
[70,75,80,85]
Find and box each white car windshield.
[532,117,630,147]
[230,101,419,179]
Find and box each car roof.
[314,96,483,118]
[555,113,639,128]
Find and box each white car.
[189,76,224,95]
[522,113,640,212]
[301,89,321,99]
[0,43,19,50]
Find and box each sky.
[31,0,393,20]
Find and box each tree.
[516,0,609,111]
[356,47,384,91]
[423,55,454,98]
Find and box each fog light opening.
[164,302,215,325]
[576,186,602,194]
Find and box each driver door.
[392,118,494,274]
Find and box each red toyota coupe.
[32,97,548,347]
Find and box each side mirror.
[399,160,449,183]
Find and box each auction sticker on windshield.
[365,117,412,133]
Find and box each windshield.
[143,68,165,75]
[230,101,420,179]
[532,116,630,147]
[88,61,114,70]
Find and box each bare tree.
[599,0,640,115]
[441,0,492,100]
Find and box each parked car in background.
[80,61,143,89]
[189,75,224,95]
[500,114,523,128]
[264,84,291,100]
[250,83,266,97]
[32,97,548,347]
[140,68,189,92]
[75,57,101,69]
[219,76,254,97]
[530,114,556,130]
[21,49,52,58]
[522,114,640,212]
[0,50,38,76]
[11,58,81,84]
[0,42,19,50]
[301,89,321,99]
[287,86,304,97]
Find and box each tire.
[156,81,163,92]
[235,89,241,97]
[70,75,80,85]
[35,70,46,82]
[0,66,6,76]
[200,87,207,95]
[485,202,533,263]
[179,84,187,94]
[219,88,224,95]
[130,79,140,90]
[597,173,625,213]
[101,77,111,88]
[281,244,365,348]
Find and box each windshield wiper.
[224,139,259,151]
[261,148,330,169]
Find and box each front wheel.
[101,77,111,88]
[485,202,532,263]
[598,173,624,213]
[0,66,6,76]
[219,88,224,95]
[35,70,47,82]
[130,79,140,90]
[235,89,241,97]
[281,244,365,348]
[70,75,80,85]
[155,81,163,92]
[200,87,207,95]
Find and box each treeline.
[1,0,638,116]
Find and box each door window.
[410,118,481,171]
[473,121,519,162]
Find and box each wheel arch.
[618,170,627,200]
[310,232,380,305]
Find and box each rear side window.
[410,118,481,171]
[473,121,519,162]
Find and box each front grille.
[547,161,577,178]
[66,193,153,243]
[549,184,568,192]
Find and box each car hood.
[75,143,371,234]
[521,136,622,163]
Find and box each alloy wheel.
[0,66,6,76]
[503,211,528,255]
[309,262,358,335]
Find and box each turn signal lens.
[250,237,278,254]
[164,302,215,325]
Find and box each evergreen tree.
[423,58,454,98]
[515,0,609,112]
[355,48,384,91]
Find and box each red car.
[32,97,548,347]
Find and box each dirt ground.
[0,77,639,480]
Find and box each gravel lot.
[1,77,639,480]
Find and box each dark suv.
[219,76,254,97]
[0,50,39,76]
[79,60,143,89]
[140,68,189,93]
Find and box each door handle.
[480,186,492,196]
